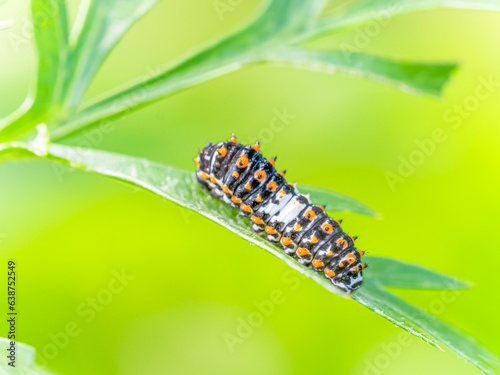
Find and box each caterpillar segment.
[196,135,367,293]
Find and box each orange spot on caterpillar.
[339,262,344,267]
[200,172,209,180]
[278,171,286,177]
[222,185,230,194]
[310,236,318,244]
[304,210,316,220]
[324,268,335,278]
[237,154,249,168]
[267,181,277,191]
[317,205,325,211]
[267,157,276,167]
[255,196,262,202]
[361,263,366,270]
[217,147,227,157]
[252,216,264,225]
[255,171,267,182]
[251,142,260,152]
[336,238,348,250]
[265,226,277,235]
[294,224,301,231]
[245,183,251,190]
[281,237,292,246]
[278,190,286,196]
[322,223,333,233]
[229,135,237,143]
[312,259,324,268]
[241,204,252,213]
[194,156,200,166]
[232,171,239,178]
[327,251,333,256]
[353,266,360,271]
[231,196,241,204]
[346,253,356,264]
[210,176,217,184]
[297,247,310,257]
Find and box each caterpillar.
[195,135,367,293]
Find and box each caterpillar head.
[327,251,366,293]
[332,271,364,293]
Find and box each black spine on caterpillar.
[195,135,367,293]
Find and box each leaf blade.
[52,0,329,138]
[268,48,458,97]
[0,0,68,142]
[354,283,499,375]
[297,183,380,217]
[364,256,471,289]
[59,0,161,109]
[51,0,458,141]
[312,0,500,40]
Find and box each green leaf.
[249,0,328,36]
[58,0,161,110]
[0,124,50,165]
[51,0,460,140]
[0,338,56,374]
[296,183,380,217]
[364,256,471,289]
[52,0,332,139]
[30,0,69,105]
[354,283,499,375]
[267,48,458,97]
[311,0,500,40]
[5,140,495,374]
[0,0,68,142]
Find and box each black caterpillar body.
[195,135,367,293]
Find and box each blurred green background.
[1,1,500,374]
